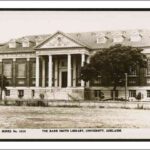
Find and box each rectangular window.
[17,63,26,78]
[94,90,101,98]
[129,67,136,75]
[147,79,150,84]
[111,90,118,98]
[147,90,150,98]
[3,63,12,78]
[18,90,24,98]
[129,90,136,97]
[147,59,150,75]
[5,90,10,96]
[60,59,67,67]
[129,79,136,84]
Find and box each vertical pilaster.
[27,58,30,87]
[67,54,71,87]
[12,58,16,87]
[81,53,85,87]
[48,55,53,87]
[73,55,76,87]
[0,59,2,75]
[54,57,58,87]
[86,55,90,87]
[36,56,39,87]
[42,57,45,87]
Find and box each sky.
[0,11,150,42]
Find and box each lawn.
[0,106,150,128]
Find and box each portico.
[34,31,90,93]
[35,53,89,89]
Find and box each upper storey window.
[96,33,107,44]
[22,38,29,47]
[9,39,16,48]
[112,32,124,43]
[130,31,142,42]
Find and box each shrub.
[15,100,23,106]
[100,91,105,100]
[136,92,142,101]
[39,93,44,100]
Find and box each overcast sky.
[0,11,150,42]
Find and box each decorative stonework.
[40,33,82,48]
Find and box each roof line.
[35,30,91,50]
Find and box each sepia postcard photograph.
[1,9,150,141]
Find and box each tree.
[0,75,9,100]
[81,44,147,99]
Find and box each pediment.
[37,32,84,49]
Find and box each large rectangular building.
[1,29,150,101]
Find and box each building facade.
[1,30,150,101]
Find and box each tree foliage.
[81,44,147,90]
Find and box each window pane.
[3,63,12,78]
[147,90,150,97]
[129,90,136,97]
[129,67,136,75]
[17,63,26,78]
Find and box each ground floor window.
[5,90,10,96]
[147,90,150,98]
[111,90,118,98]
[94,90,101,98]
[18,90,24,98]
[94,90,104,100]
[129,90,136,97]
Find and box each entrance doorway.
[61,71,67,87]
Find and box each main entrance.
[61,71,67,87]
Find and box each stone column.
[27,58,30,87]
[42,57,46,87]
[48,55,53,87]
[54,57,58,87]
[73,55,76,87]
[86,56,90,87]
[12,58,16,86]
[81,53,85,87]
[36,56,40,87]
[67,54,71,87]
